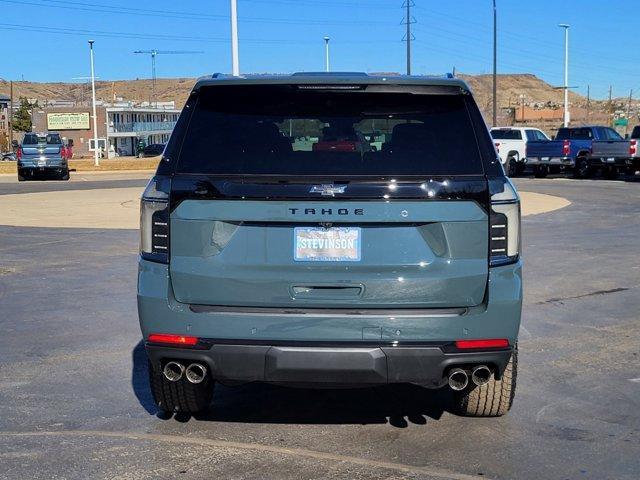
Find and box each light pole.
[88,40,99,166]
[559,24,570,127]
[230,0,240,76]
[323,36,330,72]
[492,0,497,127]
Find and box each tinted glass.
[46,134,62,145]
[177,85,486,176]
[535,130,549,141]
[555,128,593,140]
[632,126,640,139]
[606,128,623,140]
[22,134,40,145]
[491,129,522,140]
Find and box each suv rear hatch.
[166,83,494,309]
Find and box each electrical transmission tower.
[401,1,416,75]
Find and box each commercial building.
[31,105,179,158]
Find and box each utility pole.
[558,24,570,127]
[402,1,415,75]
[230,0,240,76]
[586,85,590,123]
[520,94,525,123]
[323,36,330,72]
[608,85,613,127]
[625,89,633,137]
[492,0,497,127]
[89,40,99,167]
[9,80,13,150]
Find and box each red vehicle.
[312,125,373,153]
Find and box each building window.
[89,138,107,151]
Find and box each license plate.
[607,157,615,163]
[541,157,550,161]
[294,227,361,262]
[38,159,46,166]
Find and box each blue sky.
[2,0,637,99]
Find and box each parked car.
[526,126,632,179]
[630,125,640,174]
[1,152,16,161]
[17,132,69,181]
[490,127,550,176]
[138,72,522,418]
[142,143,165,157]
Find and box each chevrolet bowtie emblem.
[309,184,347,196]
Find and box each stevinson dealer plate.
[294,227,361,262]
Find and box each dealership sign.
[46,112,90,130]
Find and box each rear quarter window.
[491,129,522,140]
[175,85,491,176]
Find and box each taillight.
[562,139,570,156]
[140,175,170,264]
[16,146,22,160]
[630,139,637,156]
[489,177,520,267]
[147,333,199,346]
[455,339,509,349]
[494,142,500,153]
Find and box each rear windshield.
[631,126,640,139]
[176,85,486,176]
[22,133,62,145]
[491,129,521,140]
[555,128,593,140]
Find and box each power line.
[3,0,390,25]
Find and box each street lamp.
[230,0,240,76]
[559,24,570,127]
[323,36,330,72]
[492,0,497,127]
[88,40,99,166]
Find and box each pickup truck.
[17,132,70,181]
[526,126,632,179]
[490,127,550,176]
[630,125,640,174]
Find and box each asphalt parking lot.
[0,173,638,479]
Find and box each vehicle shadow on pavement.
[131,341,451,427]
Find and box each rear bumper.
[138,258,522,385]
[145,341,513,387]
[586,157,632,168]
[526,156,572,166]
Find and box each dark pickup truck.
[526,126,632,179]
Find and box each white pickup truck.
[490,127,550,176]
[631,125,640,175]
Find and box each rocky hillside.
[0,73,610,112]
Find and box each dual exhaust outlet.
[163,361,207,384]
[448,365,492,391]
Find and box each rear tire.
[507,157,518,177]
[60,168,70,181]
[452,346,518,417]
[573,157,590,179]
[17,174,26,182]
[533,165,548,178]
[148,360,214,415]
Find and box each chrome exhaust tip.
[471,365,492,386]
[448,368,469,391]
[163,361,185,382]
[185,363,207,384]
